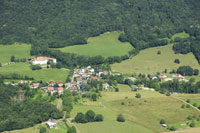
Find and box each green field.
[0,43,31,64]
[99,85,200,133]
[0,63,69,82]
[111,44,200,75]
[171,32,190,40]
[174,94,200,107]
[56,32,133,58]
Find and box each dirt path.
[172,96,200,112]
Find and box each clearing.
[0,63,69,82]
[55,32,133,58]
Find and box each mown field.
[0,63,69,82]
[0,43,31,64]
[99,85,200,133]
[111,44,200,75]
[56,32,133,58]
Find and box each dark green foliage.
[0,73,34,80]
[118,33,128,42]
[56,62,62,69]
[62,90,73,115]
[190,121,195,127]
[181,104,185,108]
[0,63,2,67]
[135,93,141,98]
[186,104,190,108]
[193,69,199,75]
[173,39,191,54]
[115,88,119,92]
[193,103,197,107]
[157,51,161,55]
[117,114,125,122]
[40,127,46,133]
[95,114,104,122]
[31,65,42,70]
[186,99,191,103]
[67,126,76,133]
[10,56,15,62]
[169,126,176,131]
[166,92,170,96]
[174,59,180,64]
[85,110,96,122]
[91,93,97,101]
[74,112,87,123]
[160,119,166,124]
[177,66,194,76]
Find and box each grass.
[99,85,200,133]
[0,63,69,82]
[0,43,31,64]
[171,32,190,40]
[55,32,133,58]
[111,44,200,75]
[71,104,153,133]
[173,94,200,107]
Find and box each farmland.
[0,43,31,64]
[0,63,69,82]
[56,32,133,58]
[111,44,200,75]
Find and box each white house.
[32,56,56,65]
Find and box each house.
[48,80,56,86]
[32,56,56,65]
[46,121,56,129]
[47,87,55,94]
[57,87,64,94]
[91,76,99,81]
[102,83,109,90]
[69,87,78,93]
[159,74,167,79]
[57,81,64,87]
[82,73,90,78]
[4,82,12,85]
[127,77,136,82]
[152,76,158,80]
[31,83,40,89]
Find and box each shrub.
[193,103,197,107]
[117,114,125,122]
[91,93,97,101]
[95,114,104,122]
[0,63,2,67]
[67,126,76,133]
[166,92,170,96]
[186,99,191,103]
[75,112,87,123]
[85,110,96,122]
[174,59,180,64]
[169,126,176,131]
[181,104,185,108]
[121,102,125,105]
[187,116,192,120]
[160,119,166,124]
[115,88,119,92]
[157,51,161,55]
[190,121,195,127]
[135,93,141,98]
[193,69,199,76]
[40,127,46,133]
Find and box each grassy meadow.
[111,44,200,75]
[0,63,69,82]
[99,85,200,133]
[171,32,190,40]
[173,94,200,107]
[56,32,133,58]
[0,43,31,64]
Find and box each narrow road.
[172,96,200,112]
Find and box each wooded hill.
[0,0,200,67]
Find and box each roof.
[57,81,63,84]
[48,87,54,91]
[58,87,63,91]
[91,76,98,80]
[34,56,56,61]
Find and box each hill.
[111,44,200,74]
[56,32,133,58]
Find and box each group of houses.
[158,73,188,82]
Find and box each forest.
[0,0,200,67]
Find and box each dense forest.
[0,0,200,67]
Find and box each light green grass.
[173,94,200,107]
[4,124,44,133]
[71,104,154,133]
[111,44,200,75]
[172,32,190,40]
[0,63,69,82]
[56,32,133,58]
[0,43,31,64]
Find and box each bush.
[181,104,185,108]
[95,114,104,122]
[193,69,199,76]
[135,93,141,98]
[40,127,46,133]
[166,92,170,96]
[193,103,197,107]
[0,63,2,67]
[174,59,180,64]
[91,93,97,101]
[117,114,125,122]
[85,110,96,122]
[121,102,125,105]
[67,126,76,133]
[160,119,166,124]
[187,116,192,120]
[115,88,119,92]
[157,51,161,55]
[74,112,87,123]
[190,121,195,127]
[177,66,194,76]
[169,126,176,131]
[186,99,191,103]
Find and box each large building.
[32,56,56,65]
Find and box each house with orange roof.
[57,87,64,94]
[57,81,64,87]
[32,56,56,65]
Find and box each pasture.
[0,43,31,64]
[111,44,200,75]
[0,63,69,82]
[173,94,200,107]
[99,85,200,132]
[56,32,133,58]
[171,32,190,40]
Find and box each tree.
[115,88,119,92]
[190,121,195,127]
[177,66,194,76]
[11,56,15,62]
[193,69,199,75]
[157,51,161,55]
[0,63,2,67]
[174,59,180,64]
[56,62,62,69]
[67,126,76,133]
[166,92,170,96]
[85,110,96,122]
[135,93,141,98]
[169,126,176,131]
[186,99,191,103]
[40,127,46,133]
[74,112,87,123]
[117,114,125,122]
[91,93,97,101]
[95,114,104,122]
[181,104,185,108]
[160,119,166,124]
